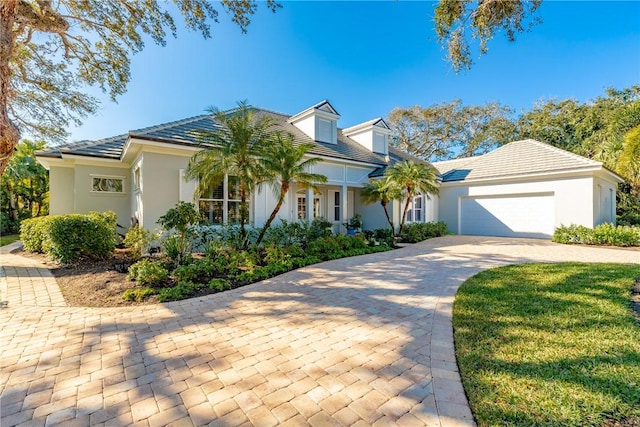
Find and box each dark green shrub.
[128,259,169,286]
[400,221,448,243]
[307,234,368,260]
[158,280,204,302]
[617,211,640,227]
[21,211,117,263]
[122,286,157,302]
[553,223,640,247]
[173,258,220,283]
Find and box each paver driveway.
[1,236,638,427]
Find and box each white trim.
[439,166,616,187]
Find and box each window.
[199,176,241,224]
[297,191,321,220]
[334,191,340,221]
[297,196,307,220]
[133,168,141,191]
[406,195,423,223]
[372,132,386,154]
[92,176,124,193]
[318,118,332,143]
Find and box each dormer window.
[343,118,391,155]
[289,100,340,145]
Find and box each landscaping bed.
[453,263,640,426]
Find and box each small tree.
[255,134,327,246]
[157,201,200,265]
[385,161,439,236]
[186,102,276,249]
[360,178,403,232]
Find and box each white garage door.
[460,193,555,238]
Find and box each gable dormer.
[343,118,391,155]
[289,100,340,144]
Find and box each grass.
[453,263,640,427]
[0,234,19,247]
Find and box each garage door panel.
[460,193,554,238]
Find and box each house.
[36,101,437,234]
[36,101,623,239]
[432,139,623,238]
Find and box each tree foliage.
[617,125,640,196]
[385,161,439,235]
[0,0,279,175]
[256,134,327,246]
[185,102,276,249]
[360,178,403,232]
[434,0,542,72]
[388,99,516,161]
[0,139,48,232]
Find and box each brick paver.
[1,236,638,426]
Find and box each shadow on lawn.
[454,263,640,425]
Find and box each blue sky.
[69,1,640,142]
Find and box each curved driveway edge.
[1,236,638,427]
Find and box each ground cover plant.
[453,263,640,426]
[0,233,19,246]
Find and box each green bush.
[122,286,157,302]
[617,211,640,227]
[128,259,169,286]
[307,234,369,260]
[553,223,640,247]
[123,225,153,258]
[20,215,54,252]
[208,278,231,292]
[21,212,117,263]
[157,280,205,302]
[173,258,221,283]
[400,221,448,243]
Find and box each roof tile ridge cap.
[343,117,384,133]
[388,147,432,165]
[251,106,292,118]
[129,114,214,136]
[523,138,602,166]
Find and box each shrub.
[128,259,169,286]
[617,211,640,227]
[123,225,154,258]
[173,258,220,283]
[553,223,640,247]
[307,234,369,260]
[157,280,205,302]
[21,212,117,263]
[208,278,230,292]
[20,215,54,252]
[400,221,448,243]
[122,286,157,302]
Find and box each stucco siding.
[49,166,75,215]
[139,152,191,229]
[439,176,596,235]
[593,175,617,226]
[73,164,130,228]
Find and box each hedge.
[553,223,640,247]
[400,221,448,243]
[20,211,118,263]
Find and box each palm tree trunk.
[256,182,289,246]
[0,1,20,175]
[381,200,395,233]
[399,187,413,236]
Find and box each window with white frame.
[406,195,423,223]
[297,190,321,220]
[318,118,332,143]
[333,191,340,222]
[199,176,241,224]
[92,176,125,193]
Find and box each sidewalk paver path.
[1,236,638,427]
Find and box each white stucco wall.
[138,151,191,229]
[593,175,617,226]
[48,166,75,215]
[438,175,597,234]
[73,164,131,228]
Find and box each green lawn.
[0,234,19,247]
[453,263,640,426]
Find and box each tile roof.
[432,139,604,182]
[37,107,388,167]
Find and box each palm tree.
[385,160,439,235]
[255,134,327,246]
[360,178,403,232]
[186,101,275,248]
[618,125,640,196]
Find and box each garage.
[460,193,555,238]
